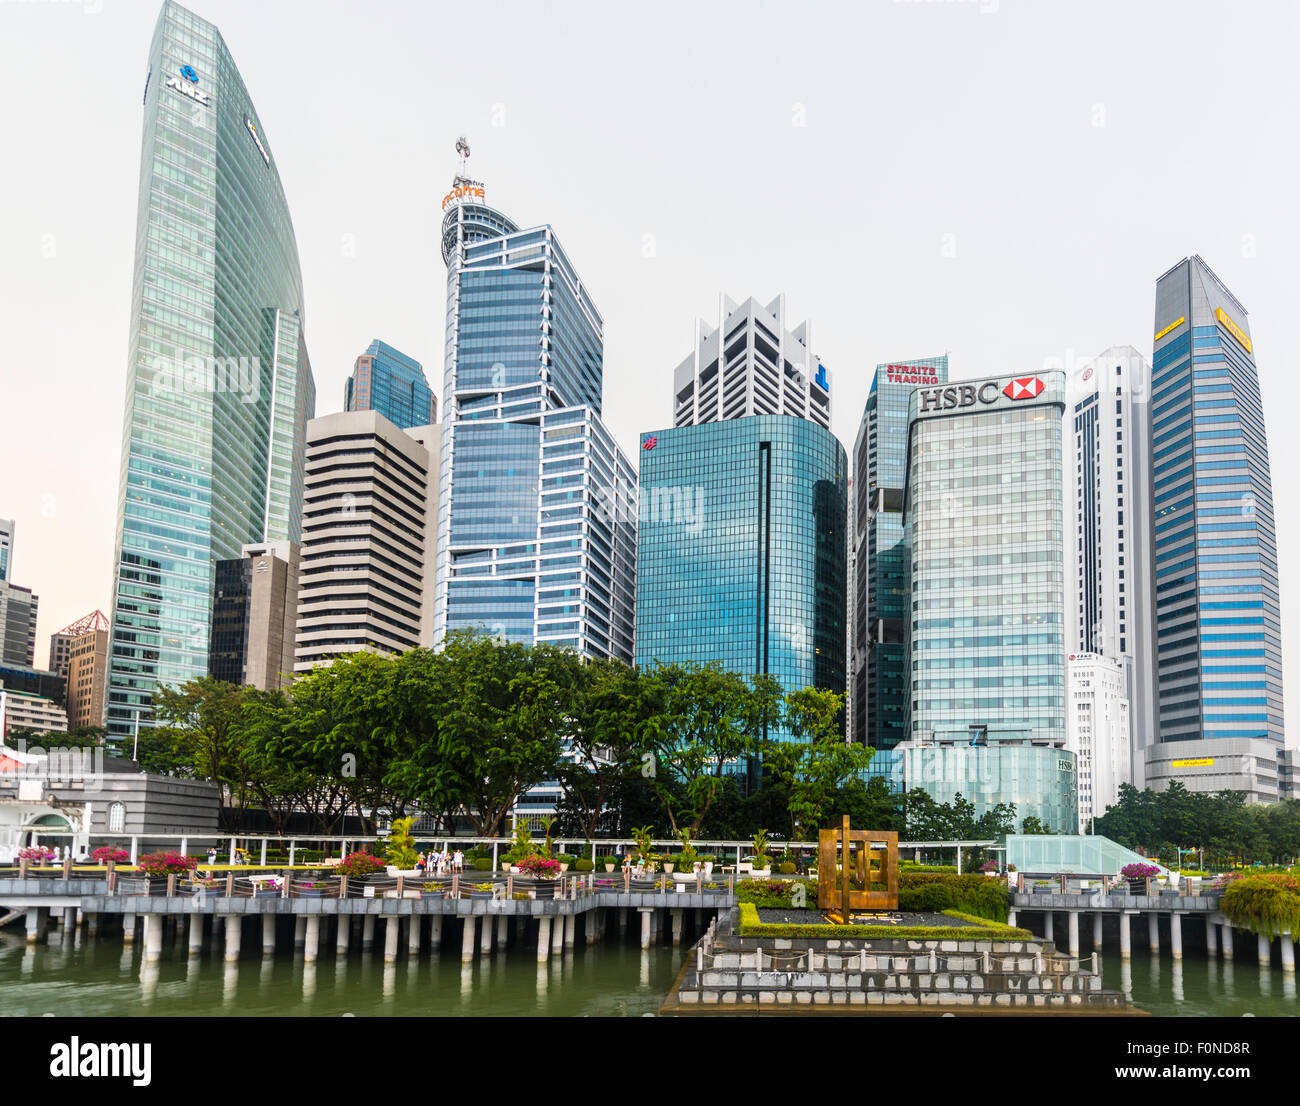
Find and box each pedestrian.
[453,848,464,873]
[416,851,426,874]
[207,846,217,868]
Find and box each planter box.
[297,889,323,899]
[533,883,556,901]
[1127,880,1146,895]
[254,889,280,899]
[469,891,493,900]
[420,890,442,899]
[1032,886,1053,895]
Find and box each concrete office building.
[1066,347,1156,786]
[47,612,111,731]
[294,411,435,671]
[105,2,315,744]
[671,294,831,431]
[211,542,300,689]
[851,356,949,750]
[901,372,1073,830]
[434,160,636,660]
[0,690,68,736]
[344,339,437,430]
[1066,652,1130,829]
[1148,256,1284,797]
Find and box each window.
[108,802,126,833]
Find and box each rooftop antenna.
[455,135,471,178]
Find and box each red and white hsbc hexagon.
[1003,376,1045,400]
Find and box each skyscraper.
[434,157,636,661]
[637,295,847,748]
[1146,256,1284,799]
[344,339,436,430]
[900,372,1075,831]
[851,356,949,750]
[671,294,830,430]
[105,2,315,742]
[1065,346,1156,787]
[294,412,435,671]
[210,542,299,689]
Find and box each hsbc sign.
[916,376,1048,415]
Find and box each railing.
[1016,873,1222,898]
[0,866,740,902]
[695,944,1102,977]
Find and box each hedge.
[1219,874,1300,938]
[735,902,1031,940]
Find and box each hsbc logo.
[1003,376,1045,400]
[917,375,1050,415]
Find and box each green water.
[1,924,1295,1017]
[0,928,684,1017]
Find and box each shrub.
[1220,874,1300,938]
[736,879,816,908]
[91,846,131,865]
[517,854,562,878]
[573,858,594,872]
[16,846,56,864]
[900,883,957,912]
[735,902,1029,940]
[336,851,386,878]
[778,862,797,875]
[135,851,197,877]
[1120,863,1161,880]
[472,857,493,871]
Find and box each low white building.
[1066,653,1130,829]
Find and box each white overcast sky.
[0,0,1296,729]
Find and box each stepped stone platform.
[661,907,1138,1015]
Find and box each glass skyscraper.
[105,2,315,741]
[434,171,635,660]
[344,339,436,430]
[851,356,949,750]
[636,416,847,726]
[903,373,1068,742]
[1148,256,1284,783]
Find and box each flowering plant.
[134,851,197,876]
[471,882,495,893]
[517,854,562,878]
[17,846,56,863]
[91,846,131,865]
[422,881,442,893]
[979,861,999,873]
[1120,863,1161,880]
[336,851,386,878]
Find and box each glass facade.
[635,415,847,739]
[851,356,948,749]
[434,190,635,660]
[903,375,1067,743]
[1150,256,1284,753]
[105,1,314,743]
[344,339,435,430]
[901,739,1078,834]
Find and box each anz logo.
[165,63,210,107]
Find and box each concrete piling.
[1119,912,1131,959]
[461,917,477,964]
[536,917,551,962]
[305,916,321,963]
[224,915,241,963]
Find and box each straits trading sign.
[885,364,941,385]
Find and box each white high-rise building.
[1065,346,1156,786]
[672,294,830,430]
[1066,652,1131,828]
[294,411,437,671]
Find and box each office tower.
[294,412,435,671]
[434,159,636,660]
[851,356,949,750]
[637,294,846,749]
[636,417,847,730]
[0,691,68,736]
[210,542,299,689]
[105,2,315,743]
[59,610,111,733]
[0,583,37,669]
[344,339,437,430]
[671,294,831,430]
[48,632,73,679]
[0,519,12,581]
[900,372,1075,832]
[1147,256,1284,800]
[1066,347,1155,789]
[1066,652,1130,829]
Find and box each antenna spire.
[455,135,471,176]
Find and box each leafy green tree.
[1020,815,1051,835]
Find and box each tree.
[1019,815,1051,835]
[760,688,872,839]
[151,677,251,831]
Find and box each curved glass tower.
[105,2,315,742]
